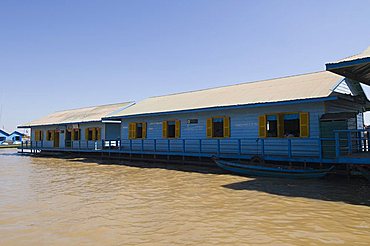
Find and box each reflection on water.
[0,149,369,245]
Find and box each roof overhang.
[326,57,370,85]
[326,47,370,85]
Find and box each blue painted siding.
[118,102,325,156]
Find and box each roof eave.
[17,120,102,129]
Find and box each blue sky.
[0,0,370,132]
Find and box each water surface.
[0,149,369,245]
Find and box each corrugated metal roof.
[327,46,370,64]
[109,71,342,118]
[19,102,134,128]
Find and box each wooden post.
[217,139,220,156]
[347,131,352,155]
[238,139,241,156]
[335,132,340,158]
[318,138,322,161]
[199,139,202,154]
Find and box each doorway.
[320,112,356,158]
[65,130,72,148]
[53,131,60,148]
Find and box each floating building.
[19,46,370,167]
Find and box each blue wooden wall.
[118,102,326,156]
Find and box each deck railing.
[334,129,370,157]
[22,137,340,163]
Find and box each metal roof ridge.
[326,45,370,65]
[146,70,328,100]
[50,101,134,113]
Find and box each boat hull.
[215,160,333,179]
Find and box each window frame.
[162,120,181,139]
[86,127,101,141]
[46,130,54,141]
[206,116,230,139]
[72,129,80,141]
[34,130,43,141]
[266,114,279,138]
[129,122,147,139]
[282,113,300,138]
[259,112,309,138]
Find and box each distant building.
[7,131,25,143]
[0,129,9,143]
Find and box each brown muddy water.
[0,149,369,245]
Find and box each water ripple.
[0,149,369,245]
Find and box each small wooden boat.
[214,159,334,179]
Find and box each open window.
[46,130,54,141]
[162,120,180,138]
[266,115,278,137]
[129,122,147,139]
[283,114,300,137]
[85,128,101,141]
[72,129,80,141]
[206,116,230,138]
[34,130,43,141]
[259,113,309,138]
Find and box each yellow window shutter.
[142,122,147,139]
[71,130,75,141]
[35,130,39,141]
[128,123,132,139]
[175,120,181,138]
[300,112,309,137]
[78,129,81,140]
[206,118,213,138]
[223,116,230,138]
[258,115,267,138]
[133,123,137,139]
[92,128,96,140]
[162,121,168,138]
[277,113,284,137]
[128,123,135,139]
[85,128,89,140]
[50,130,54,141]
[40,130,43,140]
[97,128,101,140]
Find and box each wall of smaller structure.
[325,97,365,114]
[30,122,105,149]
